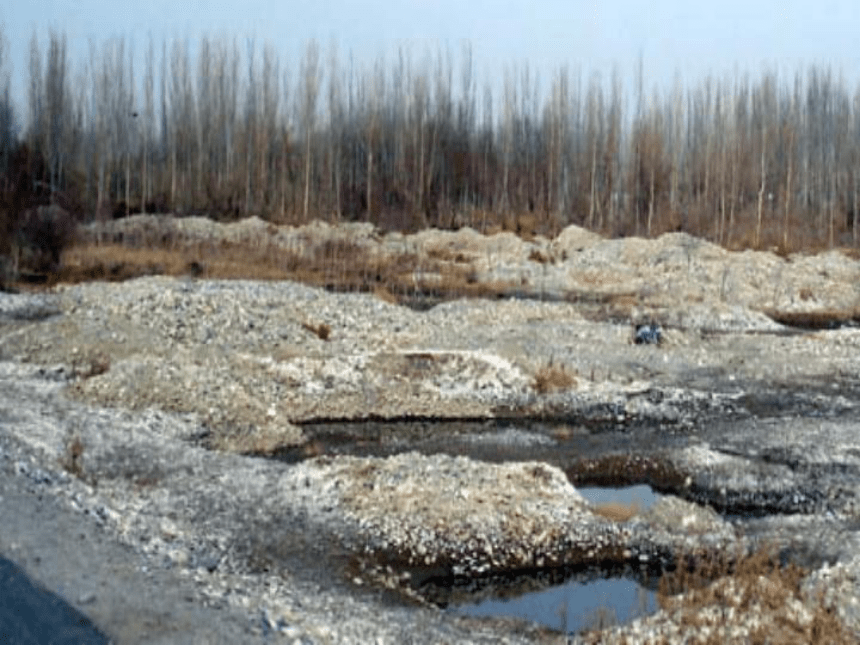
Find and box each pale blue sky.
[2,1,860,115]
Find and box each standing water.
[452,484,661,634]
[577,483,660,511]
[455,574,657,634]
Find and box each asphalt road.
[0,555,109,644]
[0,464,260,645]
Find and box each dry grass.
[762,307,859,330]
[58,431,98,486]
[577,544,853,644]
[59,433,85,478]
[372,285,399,304]
[649,544,853,644]
[205,421,304,455]
[51,228,520,306]
[533,360,577,393]
[528,248,552,264]
[302,321,331,341]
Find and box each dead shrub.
[17,204,77,274]
[59,433,85,478]
[653,544,853,644]
[186,260,205,277]
[302,321,331,340]
[372,285,398,304]
[71,350,111,379]
[533,360,576,393]
[426,246,471,263]
[0,252,18,292]
[528,248,551,264]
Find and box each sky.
[2,1,860,118]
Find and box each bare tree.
[141,37,155,212]
[362,57,384,223]
[277,61,292,219]
[122,40,134,215]
[327,42,343,220]
[0,26,14,178]
[42,31,70,196]
[13,31,860,252]
[257,43,279,215]
[215,38,240,214]
[457,41,475,212]
[243,39,257,215]
[88,38,112,216]
[501,66,517,213]
[603,67,622,232]
[585,73,602,229]
[299,40,320,221]
[27,32,45,186]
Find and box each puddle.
[452,572,658,635]
[443,485,661,634]
[578,484,660,513]
[281,419,690,473]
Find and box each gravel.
[3,217,860,642]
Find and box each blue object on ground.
[634,323,662,345]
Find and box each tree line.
[3,28,860,255]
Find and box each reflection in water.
[578,483,660,511]
[452,485,661,634]
[455,575,657,634]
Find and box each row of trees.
[4,28,860,251]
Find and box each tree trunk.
[784,145,792,250]
[303,132,311,220]
[647,167,655,237]
[756,147,765,249]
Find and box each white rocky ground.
[2,217,860,642]
[86,214,860,317]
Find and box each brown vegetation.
[533,360,577,393]
[576,544,853,644]
[59,433,85,479]
[70,350,111,380]
[651,545,852,644]
[4,27,860,272]
[302,321,331,341]
[50,230,520,305]
[762,308,860,330]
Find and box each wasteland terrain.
[2,215,860,643]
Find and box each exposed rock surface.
[2,217,860,642]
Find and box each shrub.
[16,204,77,273]
[59,433,85,478]
[533,360,576,393]
[71,350,111,379]
[302,321,331,340]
